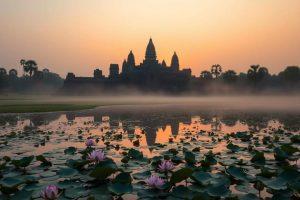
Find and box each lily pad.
[64,147,77,155]
[108,183,133,196]
[58,167,78,178]
[11,156,34,169]
[127,148,143,160]
[133,170,151,180]
[226,166,253,182]
[192,171,212,185]
[170,167,193,184]
[185,151,196,164]
[90,166,117,181]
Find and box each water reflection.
[0,105,299,158]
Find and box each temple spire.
[171,51,179,71]
[145,38,157,61]
[162,60,167,68]
[127,50,135,67]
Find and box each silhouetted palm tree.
[211,64,222,79]
[20,59,38,77]
[247,65,269,86]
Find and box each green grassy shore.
[0,103,97,113]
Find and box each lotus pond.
[0,104,299,200]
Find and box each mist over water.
[17,95,299,113]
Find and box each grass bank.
[0,103,98,113]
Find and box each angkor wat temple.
[63,39,192,93]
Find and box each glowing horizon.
[0,0,299,77]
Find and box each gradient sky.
[0,0,299,77]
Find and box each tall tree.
[247,65,269,85]
[211,64,222,79]
[0,68,7,77]
[8,69,18,78]
[200,70,213,80]
[222,70,237,83]
[279,66,300,83]
[20,59,38,77]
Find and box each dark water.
[1,104,299,156]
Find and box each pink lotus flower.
[146,175,165,189]
[41,185,59,200]
[158,160,175,172]
[85,139,95,147]
[88,149,106,163]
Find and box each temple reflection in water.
[0,106,299,149]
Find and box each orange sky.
[0,0,299,77]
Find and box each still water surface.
[0,104,299,199]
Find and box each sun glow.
[0,0,299,77]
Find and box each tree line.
[0,59,299,94]
[0,59,63,94]
[193,64,300,94]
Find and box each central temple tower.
[144,38,157,62]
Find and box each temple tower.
[93,69,103,79]
[162,60,167,68]
[171,52,179,71]
[145,38,157,61]
[121,60,128,74]
[109,64,119,79]
[127,50,135,67]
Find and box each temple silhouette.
[63,38,192,92]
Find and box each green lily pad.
[281,144,298,155]
[89,186,112,200]
[170,167,193,184]
[207,184,230,197]
[226,142,240,152]
[250,151,265,164]
[11,189,33,200]
[202,151,217,166]
[67,159,89,170]
[11,156,34,168]
[58,167,78,178]
[240,193,259,200]
[64,186,88,199]
[274,147,288,161]
[90,166,117,181]
[113,172,132,184]
[128,148,143,160]
[185,151,196,164]
[64,147,77,155]
[108,183,133,196]
[0,177,23,188]
[133,170,151,180]
[263,177,287,190]
[226,166,253,182]
[192,171,212,185]
[171,185,193,199]
[36,155,52,167]
[291,135,300,143]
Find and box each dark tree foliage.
[0,58,299,94]
[0,60,63,94]
[200,70,213,80]
[222,70,237,83]
[211,64,222,79]
[279,66,300,83]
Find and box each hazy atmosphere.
[0,1,299,200]
[1,0,300,77]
